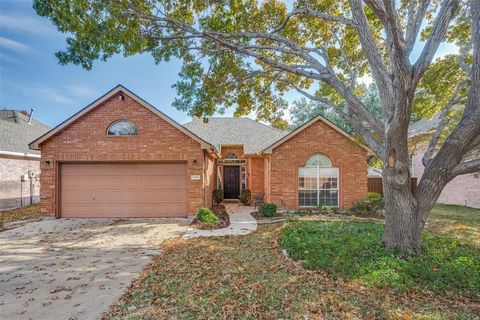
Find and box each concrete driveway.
[0,217,190,320]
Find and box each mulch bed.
[190,205,230,230]
[251,210,385,224]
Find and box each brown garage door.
[60,163,187,217]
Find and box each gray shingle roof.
[183,117,288,155]
[0,110,51,155]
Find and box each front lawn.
[427,204,480,247]
[0,204,40,230]
[105,222,479,319]
[280,220,479,297]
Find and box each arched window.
[305,153,332,167]
[107,120,138,136]
[224,152,239,159]
[299,153,339,207]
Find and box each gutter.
[0,150,41,158]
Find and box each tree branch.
[422,80,468,166]
[451,158,480,176]
[413,0,460,85]
[271,8,353,34]
[365,0,408,60]
[284,80,385,157]
[405,1,430,54]
[348,0,393,100]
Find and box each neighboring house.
[29,85,369,218]
[0,110,51,210]
[409,113,480,209]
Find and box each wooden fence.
[367,177,417,197]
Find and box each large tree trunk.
[382,167,422,253]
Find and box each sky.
[0,0,459,128]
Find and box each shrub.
[197,207,219,224]
[259,203,277,217]
[347,193,384,217]
[213,189,224,204]
[290,209,311,215]
[316,205,332,215]
[239,189,251,205]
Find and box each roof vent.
[28,108,34,124]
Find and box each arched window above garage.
[107,120,138,136]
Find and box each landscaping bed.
[190,205,230,230]
[0,204,41,231]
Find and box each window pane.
[306,154,332,167]
[319,167,338,177]
[107,120,138,136]
[299,190,318,207]
[241,166,246,190]
[299,167,317,190]
[318,190,338,206]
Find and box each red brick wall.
[39,91,207,216]
[269,120,368,209]
[204,153,216,206]
[220,146,244,159]
[248,157,264,196]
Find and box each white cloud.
[63,84,98,98]
[0,36,31,52]
[30,84,75,104]
[0,13,59,36]
[0,52,21,64]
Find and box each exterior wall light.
[192,159,198,166]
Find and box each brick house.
[1,110,50,210]
[409,114,480,209]
[29,85,369,218]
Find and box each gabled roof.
[183,117,288,155]
[261,115,373,154]
[29,85,216,152]
[0,110,50,156]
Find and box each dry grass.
[104,223,479,320]
[0,204,40,230]
[427,204,480,248]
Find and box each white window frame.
[298,154,339,207]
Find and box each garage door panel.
[140,176,186,189]
[60,163,188,217]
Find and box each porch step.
[222,199,240,203]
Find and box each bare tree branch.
[422,80,468,166]
[365,0,408,61]
[405,1,431,54]
[349,0,393,96]
[451,158,480,176]
[413,0,460,85]
[271,8,353,34]
[288,82,385,157]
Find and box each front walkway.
[183,203,257,239]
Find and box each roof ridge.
[241,117,287,133]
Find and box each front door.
[224,166,240,199]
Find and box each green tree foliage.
[289,84,382,132]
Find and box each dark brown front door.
[224,166,240,199]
